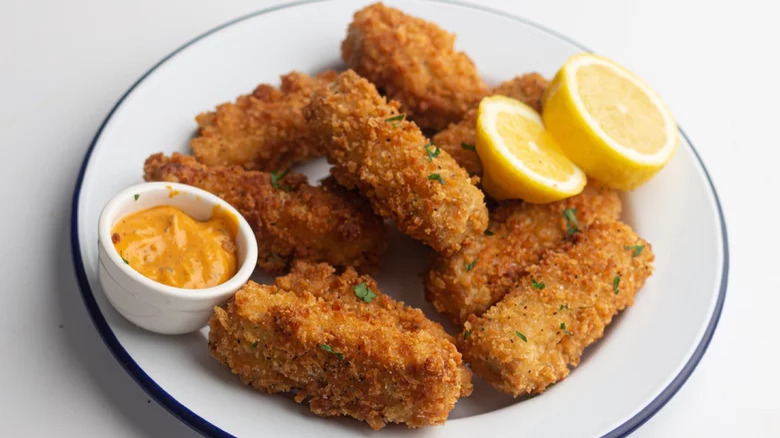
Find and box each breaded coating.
[425,180,620,325]
[208,262,472,429]
[460,221,654,396]
[432,73,550,175]
[341,3,488,131]
[191,70,338,171]
[490,72,549,113]
[143,153,385,274]
[306,70,488,253]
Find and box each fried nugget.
[341,3,488,131]
[208,262,472,429]
[432,73,550,175]
[143,153,385,274]
[425,180,621,325]
[191,70,337,171]
[305,70,488,253]
[460,221,654,396]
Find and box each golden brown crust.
[208,262,472,429]
[191,70,338,171]
[305,70,488,253]
[143,153,385,274]
[432,73,550,175]
[425,180,621,325]
[460,221,654,396]
[490,73,549,114]
[341,3,488,131]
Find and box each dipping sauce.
[111,205,238,289]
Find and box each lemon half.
[543,53,678,190]
[476,95,586,203]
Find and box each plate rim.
[69,1,730,437]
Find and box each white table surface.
[1,0,777,436]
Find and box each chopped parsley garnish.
[320,344,343,360]
[271,169,290,190]
[424,143,440,161]
[560,322,572,336]
[353,282,377,303]
[251,341,258,349]
[133,194,140,201]
[461,142,476,151]
[484,229,495,236]
[613,275,621,295]
[624,245,645,257]
[531,277,545,290]
[465,258,478,272]
[559,304,569,310]
[121,256,129,265]
[563,208,580,235]
[427,173,445,185]
[385,114,405,126]
[515,331,527,342]
[463,330,472,340]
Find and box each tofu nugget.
[208,262,472,429]
[143,153,385,274]
[433,73,550,175]
[425,180,621,325]
[191,70,337,171]
[306,70,488,253]
[460,221,654,396]
[342,3,488,131]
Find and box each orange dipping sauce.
[111,205,238,289]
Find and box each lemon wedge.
[543,53,678,190]
[475,95,586,203]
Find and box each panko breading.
[208,262,472,429]
[425,180,621,325]
[191,70,337,172]
[460,221,654,396]
[306,70,488,253]
[143,153,385,274]
[490,73,549,113]
[341,3,488,131]
[432,73,550,175]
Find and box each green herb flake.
[559,304,569,310]
[463,330,472,340]
[385,114,405,126]
[121,257,129,265]
[251,341,258,349]
[461,142,476,151]
[531,277,545,290]
[427,173,445,185]
[133,193,140,201]
[515,331,527,342]
[271,169,290,190]
[560,322,572,336]
[624,244,645,257]
[320,344,343,360]
[484,229,494,236]
[464,258,478,272]
[353,282,377,303]
[424,143,440,161]
[613,275,621,295]
[563,208,581,235]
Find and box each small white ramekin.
[97,182,258,335]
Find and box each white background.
[1,0,777,436]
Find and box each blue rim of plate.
[70,1,729,436]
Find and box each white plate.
[71,1,728,436]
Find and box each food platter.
[71,0,728,436]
